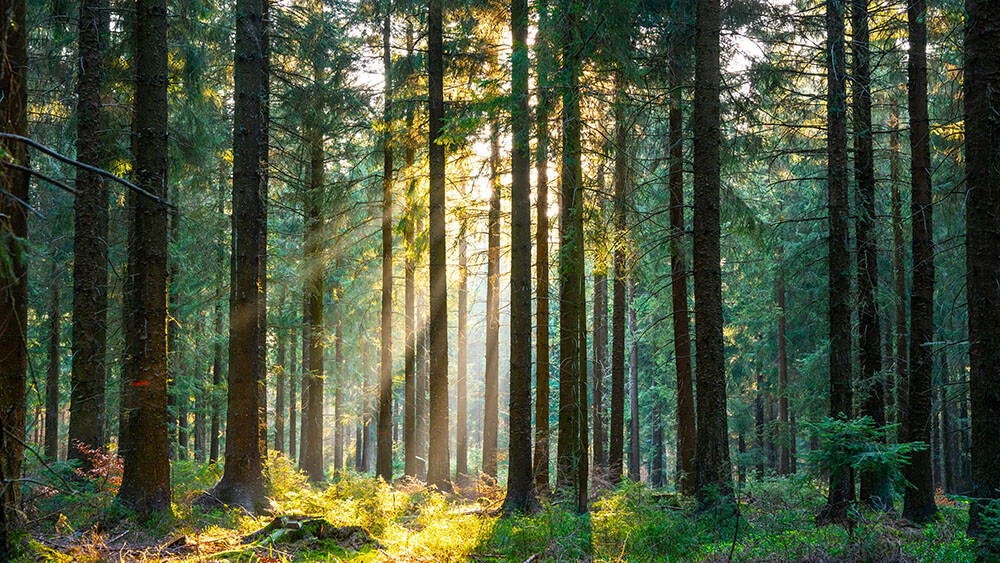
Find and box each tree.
[456,206,469,479]
[817,0,853,525]
[533,0,553,495]
[275,295,286,454]
[117,0,172,516]
[210,163,227,465]
[692,0,733,510]
[592,239,608,475]
[965,0,1000,545]
[483,111,500,481]
[205,0,267,511]
[628,281,639,482]
[45,265,60,460]
[502,0,537,513]
[403,21,418,479]
[669,40,695,496]
[609,63,629,486]
[68,0,108,470]
[426,0,451,490]
[376,4,393,483]
[902,0,937,524]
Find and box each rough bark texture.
[334,293,344,474]
[205,0,266,512]
[376,8,394,482]
[275,302,286,454]
[426,0,451,490]
[609,66,629,486]
[503,0,538,512]
[533,0,552,495]
[965,0,1000,542]
[483,119,501,480]
[303,104,325,482]
[456,223,469,479]
[628,281,640,482]
[777,264,790,476]
[902,0,937,524]
[890,104,907,443]
[693,0,733,510]
[817,0,854,525]
[288,325,297,462]
[118,0,172,516]
[210,165,226,464]
[68,0,108,469]
[45,272,60,460]
[403,25,417,478]
[593,270,608,474]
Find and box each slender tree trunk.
[503,0,538,512]
[555,0,584,506]
[890,104,907,442]
[334,285,344,474]
[790,412,797,474]
[210,163,226,464]
[118,0,171,516]
[592,270,608,474]
[533,0,552,495]
[609,65,629,486]
[456,216,469,479]
[941,351,955,493]
[300,298,309,463]
[777,262,790,476]
[427,0,451,489]
[45,269,60,460]
[68,0,108,470]
[288,325,297,462]
[628,281,640,482]
[693,0,733,510]
[303,101,326,481]
[404,24,417,478]
[755,369,765,476]
[275,299,286,455]
[818,0,854,525]
[204,0,266,511]
[376,6,394,482]
[965,2,1000,542]
[483,119,501,481]
[178,348,188,459]
[902,0,937,523]
[669,54,696,495]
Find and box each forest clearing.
[0,0,998,559]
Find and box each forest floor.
[16,454,977,562]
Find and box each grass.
[13,453,981,562]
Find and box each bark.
[965,0,1000,543]
[902,0,937,523]
[288,324,297,462]
[275,301,286,455]
[777,263,790,476]
[483,118,501,480]
[210,163,226,465]
[334,286,344,474]
[890,104,907,442]
[456,216,469,478]
[533,0,552,495]
[403,23,417,478]
[592,270,608,473]
[118,0,171,516]
[755,369,765,476]
[818,0,854,525]
[426,0,451,489]
[303,100,326,481]
[628,281,640,482]
[376,6,394,482]
[300,299,309,463]
[45,268,60,460]
[178,348,188,459]
[609,66,629,486]
[204,0,266,512]
[555,0,584,508]
[502,0,537,512]
[669,56,695,495]
[68,0,108,469]
[693,0,733,510]
[941,351,954,494]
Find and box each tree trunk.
[628,281,640,482]
[334,285,344,474]
[555,0,584,506]
[300,298,309,464]
[965,0,1000,543]
[210,163,226,465]
[204,0,266,512]
[941,351,955,494]
[502,0,537,512]
[693,0,733,510]
[275,299,286,455]
[303,100,326,481]
[777,262,790,476]
[288,324,297,462]
[456,212,469,479]
[889,103,907,442]
[118,0,171,516]
[45,268,60,460]
[68,0,108,470]
[533,0,552,495]
[755,369,765,476]
[902,0,937,523]
[609,65,629,487]
[376,6,394,482]
[483,119,501,481]
[426,0,451,490]
[593,270,608,475]
[403,23,417,478]
[818,0,854,525]
[178,348,188,459]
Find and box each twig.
[2,427,77,495]
[0,160,79,195]
[0,188,43,218]
[0,133,175,209]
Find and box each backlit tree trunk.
[376,6,394,482]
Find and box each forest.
[0,0,998,560]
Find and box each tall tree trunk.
[669,51,695,495]
[609,65,629,486]
[790,412,797,473]
[45,268,60,460]
[210,163,226,464]
[818,0,853,525]
[68,0,108,470]
[628,281,640,482]
[503,0,538,512]
[403,24,417,478]
[890,103,907,442]
[118,0,171,516]
[334,283,344,474]
[275,298,286,455]
[777,261,790,475]
[456,214,469,479]
[483,119,501,481]
[376,6,394,482]
[966,2,1000,541]
[0,0,27,538]
[593,269,608,474]
[169,180,183,462]
[303,98,326,481]
[902,0,937,523]
[288,324,297,462]
[426,0,451,490]
[693,0,733,510]
[178,348,188,459]
[205,0,266,512]
[532,0,552,495]
[300,298,309,464]
[755,369,765,476]
[555,0,585,509]
[941,351,955,493]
